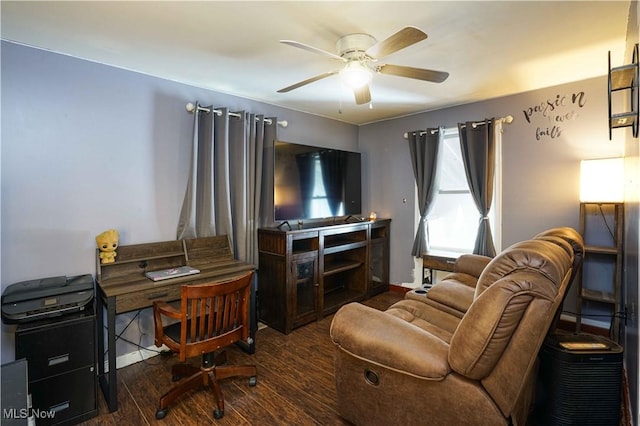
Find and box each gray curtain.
[241,113,274,265]
[458,118,496,257]
[407,127,442,257]
[177,102,275,266]
[176,103,219,240]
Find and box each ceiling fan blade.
[280,40,345,61]
[353,84,371,105]
[365,27,428,59]
[378,64,449,83]
[277,71,339,93]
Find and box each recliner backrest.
[474,237,573,300]
[448,239,573,418]
[532,227,585,333]
[533,227,584,276]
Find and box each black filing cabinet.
[15,308,97,426]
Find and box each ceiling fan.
[277,26,449,105]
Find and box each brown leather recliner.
[330,228,583,426]
[403,227,583,335]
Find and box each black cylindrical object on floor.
[537,333,623,426]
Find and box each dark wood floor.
[81,291,404,426]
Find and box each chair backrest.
[448,238,574,420]
[177,271,254,361]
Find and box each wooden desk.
[422,252,459,288]
[95,236,255,412]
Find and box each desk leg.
[249,273,257,354]
[107,297,117,411]
[237,272,257,355]
[97,295,118,412]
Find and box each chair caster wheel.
[249,376,257,387]
[156,408,168,419]
[214,408,224,419]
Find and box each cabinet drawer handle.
[48,354,69,366]
[50,401,70,413]
[147,292,168,300]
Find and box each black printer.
[1,274,94,324]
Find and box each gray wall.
[0,40,633,381]
[360,77,625,286]
[0,41,358,362]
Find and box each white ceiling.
[1,1,632,125]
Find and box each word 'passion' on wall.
[522,92,587,140]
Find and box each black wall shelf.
[608,43,639,139]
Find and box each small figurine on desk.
[96,229,119,264]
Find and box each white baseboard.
[103,344,168,372]
[116,344,167,369]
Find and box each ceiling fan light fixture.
[339,62,372,89]
[279,27,448,103]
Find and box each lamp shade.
[339,62,372,89]
[579,157,624,202]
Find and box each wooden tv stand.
[258,219,390,334]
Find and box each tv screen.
[274,141,362,221]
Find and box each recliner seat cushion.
[423,274,476,313]
[386,299,456,343]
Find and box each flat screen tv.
[274,141,362,221]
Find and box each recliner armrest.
[330,303,451,379]
[453,254,492,281]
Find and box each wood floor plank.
[80,291,403,425]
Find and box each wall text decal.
[522,91,587,140]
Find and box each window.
[309,155,343,218]
[425,128,500,253]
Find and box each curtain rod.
[459,115,514,129]
[185,102,288,127]
[403,115,513,139]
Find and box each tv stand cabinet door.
[290,251,320,330]
[369,220,390,296]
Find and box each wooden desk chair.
[152,271,257,420]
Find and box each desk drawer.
[422,255,456,272]
[115,284,181,313]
